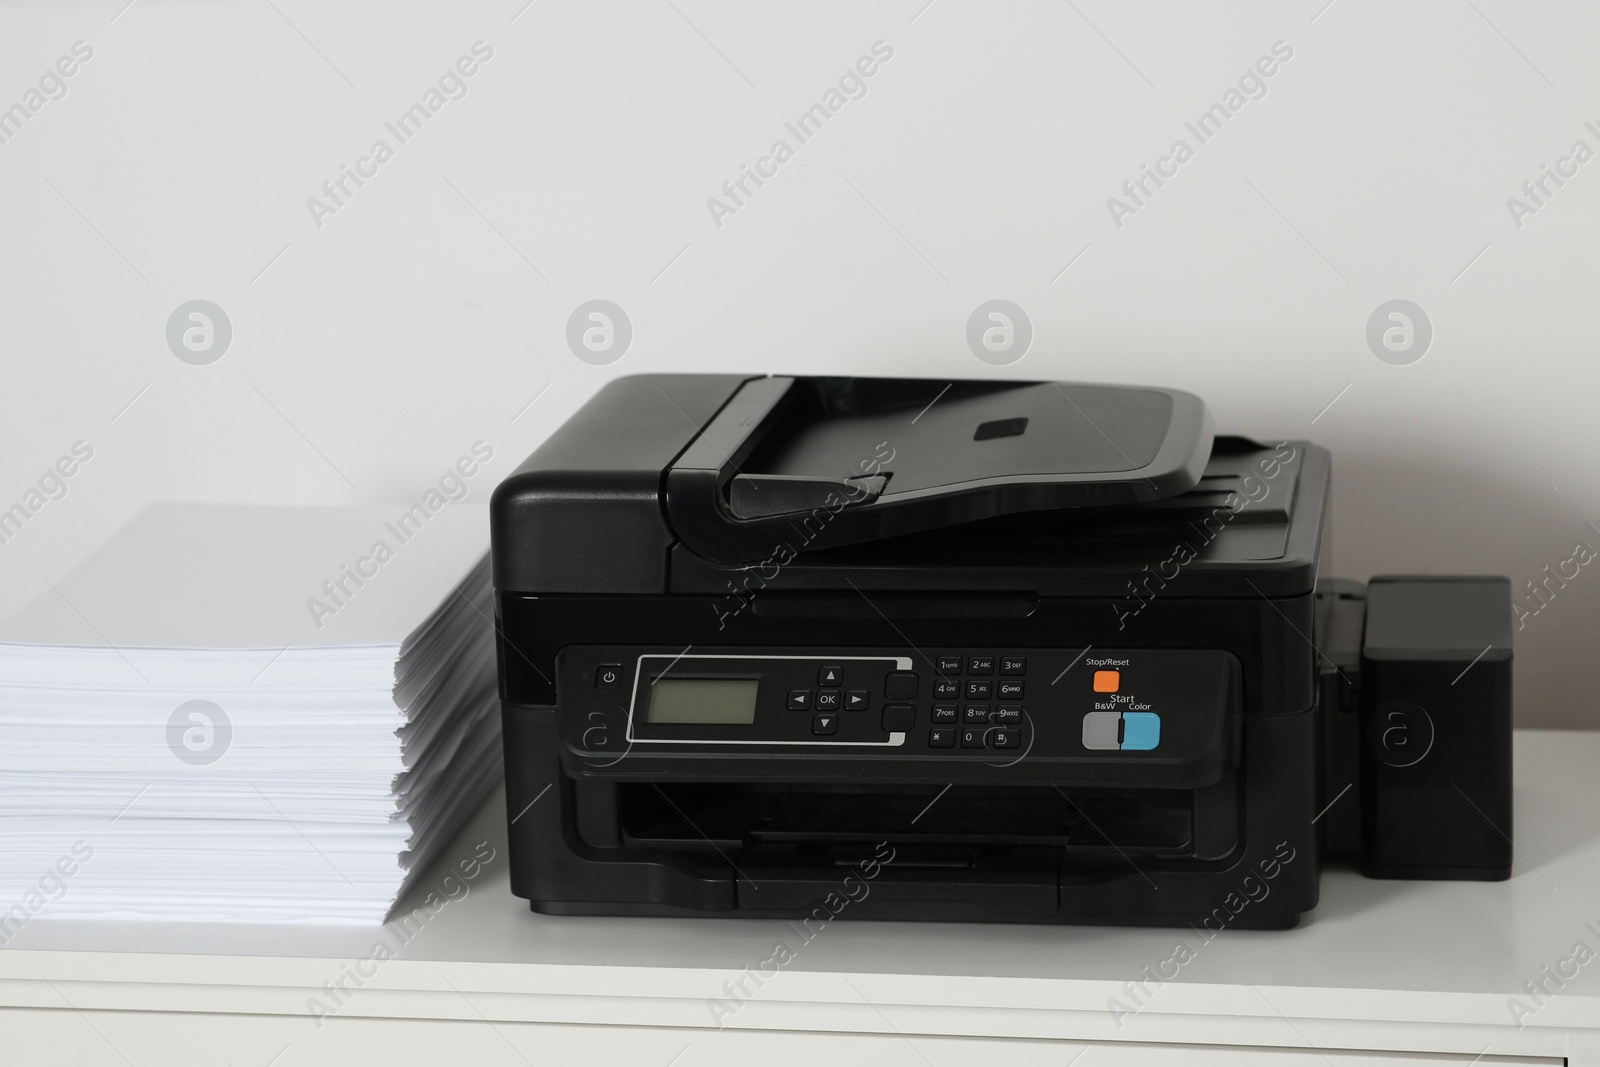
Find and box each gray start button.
[1082,711,1120,750]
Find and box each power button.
[595,664,623,688]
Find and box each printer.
[490,375,1513,928]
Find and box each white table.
[3,729,1597,1066]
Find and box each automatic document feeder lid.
[666,377,1214,564]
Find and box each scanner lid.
[667,376,1213,564]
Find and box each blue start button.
[1121,712,1160,751]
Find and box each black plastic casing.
[491,374,745,595]
[1357,576,1514,880]
[1314,578,1515,879]
[491,375,1512,928]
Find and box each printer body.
[491,375,1512,929]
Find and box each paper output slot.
[751,593,1037,619]
[616,782,1195,857]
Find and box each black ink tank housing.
[490,375,1513,928]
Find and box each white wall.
[2,0,1596,727]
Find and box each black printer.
[490,375,1513,929]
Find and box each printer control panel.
[558,645,1238,781]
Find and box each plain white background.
[2,0,1596,727]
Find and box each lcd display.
[645,678,760,724]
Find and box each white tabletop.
[2,730,1597,1060]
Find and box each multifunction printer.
[490,375,1512,928]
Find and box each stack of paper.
[0,502,501,925]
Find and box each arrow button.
[787,689,813,710]
[812,713,838,736]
